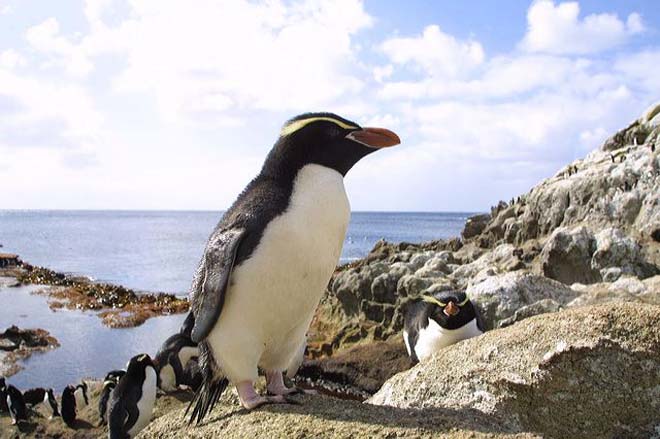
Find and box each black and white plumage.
[61,385,77,428]
[154,332,199,392]
[23,387,60,418]
[107,354,157,439]
[6,384,28,425]
[180,357,203,392]
[74,381,89,408]
[187,113,400,424]
[0,377,8,412]
[98,370,126,426]
[403,290,485,364]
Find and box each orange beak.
[346,127,401,148]
[443,302,460,316]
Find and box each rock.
[540,226,601,284]
[461,213,491,239]
[591,227,650,280]
[497,299,561,328]
[369,304,660,439]
[567,275,660,307]
[295,338,411,397]
[466,272,577,329]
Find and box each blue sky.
[1,0,659,211]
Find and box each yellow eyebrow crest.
[421,295,446,307]
[280,117,359,137]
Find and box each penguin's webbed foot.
[236,381,297,410]
[266,370,304,396]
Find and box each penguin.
[98,370,126,426]
[403,290,485,364]
[23,387,60,418]
[61,385,77,428]
[186,112,400,424]
[154,332,199,392]
[180,357,203,392]
[74,381,89,408]
[0,377,8,412]
[180,311,195,337]
[107,353,157,439]
[6,384,28,425]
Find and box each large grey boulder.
[466,272,577,328]
[540,226,601,284]
[369,303,660,439]
[461,213,491,239]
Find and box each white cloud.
[0,49,26,69]
[380,25,484,78]
[520,0,644,55]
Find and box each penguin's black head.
[128,353,155,372]
[262,112,400,180]
[423,290,477,330]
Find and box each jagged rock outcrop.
[369,304,660,439]
[309,104,660,356]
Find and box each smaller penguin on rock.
[98,370,126,426]
[403,290,485,364]
[61,385,78,428]
[23,387,60,419]
[107,353,157,439]
[154,329,199,392]
[6,384,28,425]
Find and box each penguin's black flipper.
[190,228,245,343]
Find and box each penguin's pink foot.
[267,371,317,395]
[236,381,286,410]
[266,371,299,396]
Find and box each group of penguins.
[1,289,484,437]
[0,312,202,438]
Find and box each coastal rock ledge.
[140,303,659,439]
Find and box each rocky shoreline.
[0,259,189,328]
[1,103,659,438]
[0,326,60,378]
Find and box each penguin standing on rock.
[107,354,157,438]
[61,385,77,427]
[23,387,60,418]
[6,384,28,425]
[403,290,485,364]
[187,113,400,424]
[154,332,199,392]
[98,370,126,426]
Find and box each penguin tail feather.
[185,377,228,426]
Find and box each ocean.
[0,210,472,390]
[0,210,472,294]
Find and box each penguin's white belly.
[159,365,176,391]
[415,319,482,362]
[128,366,156,437]
[208,164,350,382]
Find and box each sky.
[1,0,659,212]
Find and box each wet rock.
[0,326,60,377]
[369,304,660,439]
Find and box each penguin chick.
[98,370,125,426]
[23,387,60,418]
[403,290,485,364]
[154,333,199,392]
[107,354,157,439]
[187,113,400,424]
[6,384,28,425]
[61,385,77,428]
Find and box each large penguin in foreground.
[187,113,400,423]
